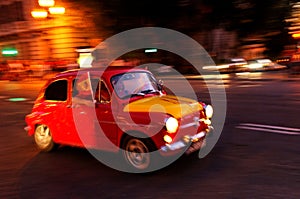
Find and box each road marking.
[236,123,300,136]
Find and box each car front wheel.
[122,136,156,171]
[34,124,57,152]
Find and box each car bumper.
[160,126,213,154]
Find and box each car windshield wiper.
[140,89,160,94]
[130,92,145,97]
[127,89,160,98]
[128,92,145,98]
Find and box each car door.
[94,80,118,151]
[69,76,99,148]
[42,79,75,144]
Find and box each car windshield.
[111,72,160,99]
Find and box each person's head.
[116,81,125,93]
[76,74,92,95]
[77,80,90,91]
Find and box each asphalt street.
[0,70,300,198]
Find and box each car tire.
[34,124,58,152]
[122,135,157,172]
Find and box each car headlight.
[205,104,213,118]
[165,117,178,133]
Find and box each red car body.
[25,66,213,171]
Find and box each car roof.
[54,66,149,79]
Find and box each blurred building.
[0,0,101,63]
[193,28,238,63]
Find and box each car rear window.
[44,79,68,101]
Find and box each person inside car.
[115,80,129,98]
[72,73,95,107]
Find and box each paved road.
[1,70,300,198]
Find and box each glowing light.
[38,0,55,7]
[145,48,158,53]
[78,53,93,68]
[165,117,178,133]
[163,135,173,144]
[292,33,300,38]
[49,7,65,15]
[247,63,263,69]
[31,10,48,18]
[8,98,27,102]
[204,104,213,118]
[2,48,18,56]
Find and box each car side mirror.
[158,79,164,91]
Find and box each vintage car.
[25,66,213,172]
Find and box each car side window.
[44,80,68,101]
[72,78,99,97]
[100,81,111,103]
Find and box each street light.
[31,9,48,19]
[38,0,55,7]
[30,0,67,63]
[31,10,48,19]
[49,7,65,15]
[31,7,65,19]
[31,0,65,19]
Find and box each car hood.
[123,95,203,118]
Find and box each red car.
[25,66,213,172]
